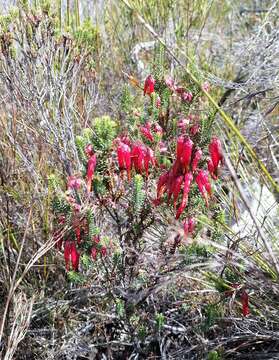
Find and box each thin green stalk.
[75,0,80,28]
[58,0,62,30]
[66,0,70,28]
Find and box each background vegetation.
[0,0,278,359]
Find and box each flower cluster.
[139,122,163,142]
[156,134,223,219]
[52,143,112,272]
[117,138,156,179]
[165,76,193,103]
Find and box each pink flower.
[154,123,163,136]
[159,141,167,153]
[165,77,176,91]
[181,91,193,102]
[184,217,196,237]
[140,124,154,142]
[202,82,210,92]
[190,124,200,136]
[144,75,155,95]
[176,172,193,219]
[187,217,196,233]
[177,118,189,131]
[85,144,94,157]
[67,176,82,190]
[156,96,161,108]
[86,154,97,192]
[192,149,202,172]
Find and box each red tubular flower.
[131,143,145,174]
[144,147,156,177]
[85,144,94,157]
[172,175,184,209]
[144,74,155,95]
[208,137,223,179]
[101,246,107,257]
[180,138,193,171]
[140,124,154,142]
[64,241,72,271]
[86,154,97,192]
[192,149,202,172]
[117,142,131,180]
[157,171,169,200]
[70,242,80,271]
[207,158,215,175]
[64,241,80,271]
[176,172,193,219]
[176,136,185,160]
[241,291,249,317]
[196,170,211,206]
[91,247,98,260]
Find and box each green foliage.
[51,195,70,216]
[155,312,165,330]
[48,174,62,192]
[91,116,118,151]
[203,304,222,331]
[121,85,134,115]
[74,18,100,54]
[132,174,145,216]
[208,350,222,360]
[116,298,125,317]
[80,253,91,269]
[67,270,85,284]
[75,135,88,165]
[86,208,99,239]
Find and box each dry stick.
[120,0,279,195]
[224,154,279,276]
[0,207,32,345]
